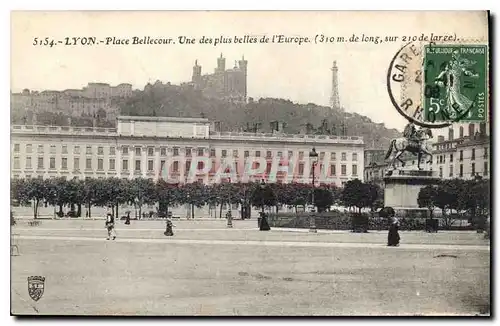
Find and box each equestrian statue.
[384,121,434,170]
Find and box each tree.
[365,183,383,213]
[179,181,208,219]
[474,178,490,217]
[83,178,100,218]
[105,178,131,218]
[46,177,70,217]
[156,180,181,217]
[270,182,286,213]
[206,183,227,218]
[13,178,48,219]
[129,178,157,219]
[277,182,311,212]
[235,182,255,219]
[418,185,439,218]
[11,179,25,206]
[251,182,277,211]
[434,180,459,228]
[313,187,335,212]
[66,179,85,217]
[340,179,373,213]
[463,177,490,229]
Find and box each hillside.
[117,82,401,149]
[10,81,402,149]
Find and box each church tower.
[192,60,202,84]
[238,55,248,100]
[330,61,341,110]
[217,53,226,73]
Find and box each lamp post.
[226,177,233,228]
[134,196,139,220]
[227,177,232,215]
[309,147,319,233]
[186,194,191,220]
[258,179,271,231]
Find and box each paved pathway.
[15,234,490,251]
[11,219,491,316]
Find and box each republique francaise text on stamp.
[422,45,488,124]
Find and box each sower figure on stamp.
[105,213,117,240]
[434,50,480,119]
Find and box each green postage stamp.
[423,44,488,123]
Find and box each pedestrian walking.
[259,212,270,231]
[387,215,400,246]
[226,210,233,228]
[164,218,174,236]
[105,213,117,240]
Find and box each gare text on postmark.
[387,40,488,129]
[422,45,488,124]
[387,41,452,129]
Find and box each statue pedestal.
[384,169,440,210]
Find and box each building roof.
[117,115,210,123]
[87,82,110,86]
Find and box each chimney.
[213,121,222,132]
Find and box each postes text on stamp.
[423,45,488,123]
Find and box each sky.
[11,11,488,131]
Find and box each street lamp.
[186,194,191,219]
[226,177,233,228]
[134,196,139,220]
[227,177,232,214]
[309,147,319,233]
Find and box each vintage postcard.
[10,11,490,316]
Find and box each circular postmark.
[387,39,488,128]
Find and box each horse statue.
[384,127,434,170]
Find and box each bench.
[28,220,41,227]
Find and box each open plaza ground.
[11,219,490,316]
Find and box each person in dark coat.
[125,212,131,225]
[259,212,270,231]
[164,218,174,236]
[387,215,400,246]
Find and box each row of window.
[13,144,117,156]
[437,147,489,164]
[13,156,359,176]
[441,123,487,142]
[12,143,359,161]
[438,162,489,178]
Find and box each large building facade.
[11,83,133,121]
[11,116,365,186]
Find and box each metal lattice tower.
[330,61,341,110]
